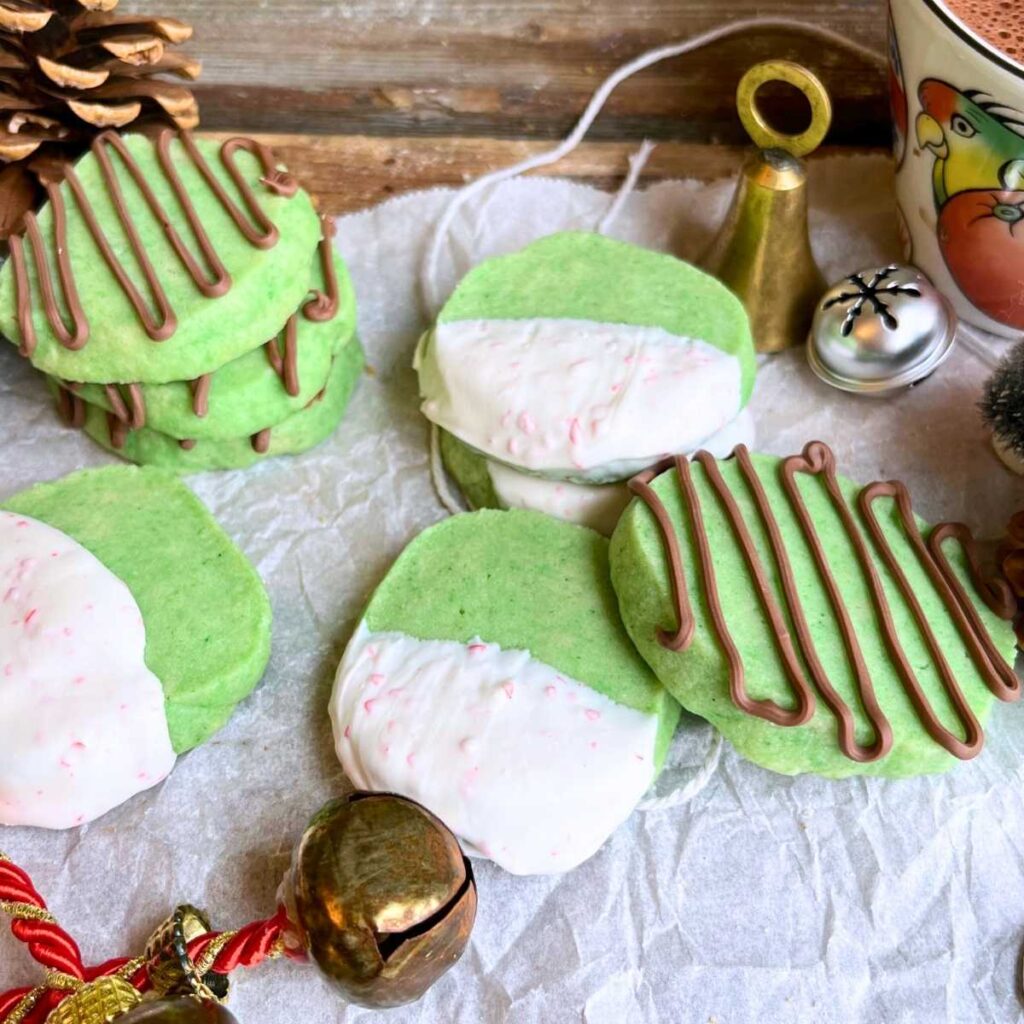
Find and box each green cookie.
[75,335,364,472]
[0,131,320,384]
[437,427,499,509]
[364,508,680,763]
[2,466,272,752]
[437,231,756,403]
[63,254,357,441]
[609,444,1019,778]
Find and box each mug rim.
[922,0,1024,80]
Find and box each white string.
[637,730,724,812]
[419,15,886,319]
[597,139,657,235]
[429,423,466,515]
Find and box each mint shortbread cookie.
[610,442,1020,778]
[438,409,755,536]
[0,131,320,384]
[74,336,364,472]
[61,252,357,442]
[1,466,272,828]
[331,509,680,875]
[416,231,757,529]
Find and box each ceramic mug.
[889,0,1024,338]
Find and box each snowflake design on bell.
[822,265,922,335]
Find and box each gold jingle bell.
[45,977,142,1024]
[701,60,833,353]
[288,792,477,1009]
[116,998,239,1023]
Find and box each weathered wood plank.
[208,132,885,215]
[124,1,889,144]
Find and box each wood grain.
[208,132,885,216]
[124,0,890,145]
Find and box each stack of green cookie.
[0,130,363,472]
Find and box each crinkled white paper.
[2,155,1024,1023]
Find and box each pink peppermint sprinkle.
[623,355,635,364]
[387,719,398,732]
[568,418,581,446]
[387,687,404,698]
[507,437,522,457]
[70,741,86,751]
[589,740,598,750]
[406,752,416,767]
[72,676,85,686]
[517,411,536,434]
[23,609,37,626]
[544,685,557,698]
[459,737,476,754]
[368,673,385,686]
[343,725,352,740]
[468,642,487,654]
[500,409,512,428]
[502,681,515,700]
[363,698,378,714]
[585,709,601,722]
[569,358,590,369]
[610,382,622,394]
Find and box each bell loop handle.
[736,59,833,158]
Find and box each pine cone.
[0,0,201,237]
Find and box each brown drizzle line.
[189,375,211,418]
[55,383,85,429]
[262,214,341,401]
[102,383,146,430]
[10,129,298,357]
[629,440,1020,763]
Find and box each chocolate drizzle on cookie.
[263,215,341,401]
[55,384,85,429]
[9,129,299,358]
[629,441,1020,762]
[189,375,212,418]
[102,383,147,431]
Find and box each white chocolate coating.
[0,512,175,829]
[417,318,744,482]
[483,408,757,534]
[331,625,660,875]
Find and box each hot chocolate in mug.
[889,0,1024,337]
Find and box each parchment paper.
[3,154,1024,1024]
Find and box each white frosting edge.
[330,623,660,875]
[0,511,175,829]
[418,318,745,482]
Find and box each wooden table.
[122,0,892,215]
[211,134,882,217]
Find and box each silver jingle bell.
[807,264,957,395]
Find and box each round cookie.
[609,442,1019,778]
[437,408,756,536]
[60,252,357,441]
[0,130,320,383]
[415,231,756,492]
[74,337,364,472]
[330,508,680,875]
[1,466,272,827]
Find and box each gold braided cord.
[3,985,46,1024]
[0,903,57,925]
[189,932,237,980]
[113,958,145,981]
[41,973,81,992]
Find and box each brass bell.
[287,792,477,1010]
[117,998,238,1023]
[701,60,833,353]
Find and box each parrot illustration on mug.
[915,78,1024,329]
